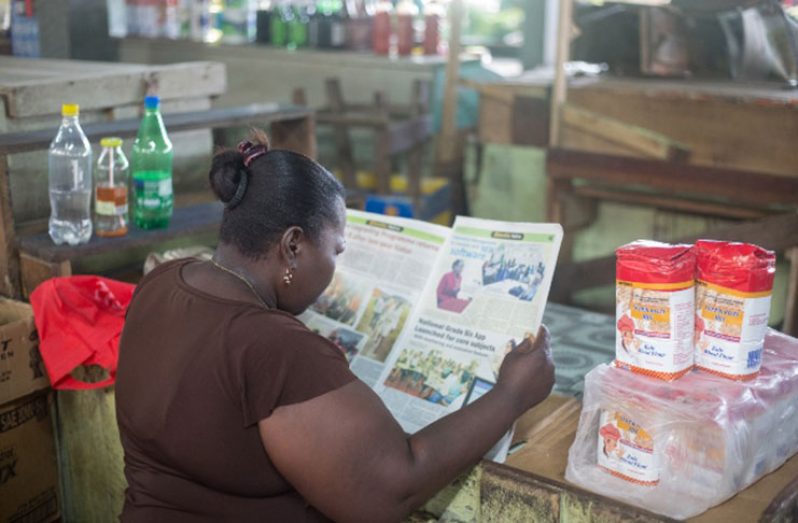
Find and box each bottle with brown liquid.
[95,137,129,237]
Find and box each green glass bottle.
[271,0,291,47]
[288,2,309,49]
[131,96,173,230]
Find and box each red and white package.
[616,241,696,381]
[694,240,776,380]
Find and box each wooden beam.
[561,104,691,162]
[374,91,392,195]
[19,253,71,298]
[436,0,464,167]
[0,104,314,156]
[572,186,767,220]
[549,0,573,147]
[784,248,798,336]
[323,78,357,189]
[0,155,19,297]
[546,149,798,209]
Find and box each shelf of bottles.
[123,0,447,57]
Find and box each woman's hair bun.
[209,149,246,205]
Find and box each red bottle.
[396,0,417,56]
[423,1,443,55]
[372,0,392,55]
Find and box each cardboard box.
[0,299,49,406]
[0,393,60,523]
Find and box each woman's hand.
[496,325,555,417]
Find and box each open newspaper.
[300,210,563,461]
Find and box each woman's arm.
[259,327,554,523]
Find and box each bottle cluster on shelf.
[124,0,445,56]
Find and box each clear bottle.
[95,137,130,238]
[131,96,174,230]
[48,103,93,246]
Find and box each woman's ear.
[280,226,305,264]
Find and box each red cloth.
[695,240,776,293]
[30,276,135,390]
[616,240,695,285]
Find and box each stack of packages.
[566,240,798,519]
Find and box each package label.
[597,410,659,485]
[616,280,694,378]
[696,280,771,378]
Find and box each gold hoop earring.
[283,267,294,286]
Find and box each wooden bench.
[0,103,316,298]
[298,78,434,205]
[546,148,798,335]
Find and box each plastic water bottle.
[95,137,130,237]
[131,96,173,230]
[48,103,93,245]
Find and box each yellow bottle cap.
[100,137,123,148]
[62,104,80,117]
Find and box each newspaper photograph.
[301,210,449,387]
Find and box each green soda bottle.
[131,96,173,229]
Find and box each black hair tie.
[226,169,249,210]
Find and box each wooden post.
[323,78,358,189]
[549,0,573,148]
[19,253,71,299]
[374,91,392,195]
[270,113,317,160]
[436,0,465,215]
[0,155,20,297]
[407,79,429,208]
[784,247,798,336]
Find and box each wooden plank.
[550,212,798,301]
[573,186,768,220]
[374,91,392,195]
[19,254,71,298]
[567,78,798,178]
[783,248,798,336]
[0,104,314,156]
[436,0,464,166]
[323,79,357,188]
[512,96,550,147]
[406,80,428,206]
[387,114,434,156]
[270,113,317,160]
[1,61,227,119]
[548,0,573,147]
[546,149,798,209]
[561,104,691,162]
[0,155,18,297]
[17,202,224,263]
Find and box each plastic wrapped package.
[566,328,798,520]
[615,241,696,381]
[694,240,776,380]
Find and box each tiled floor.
[542,303,615,397]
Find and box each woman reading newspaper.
[115,130,555,523]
